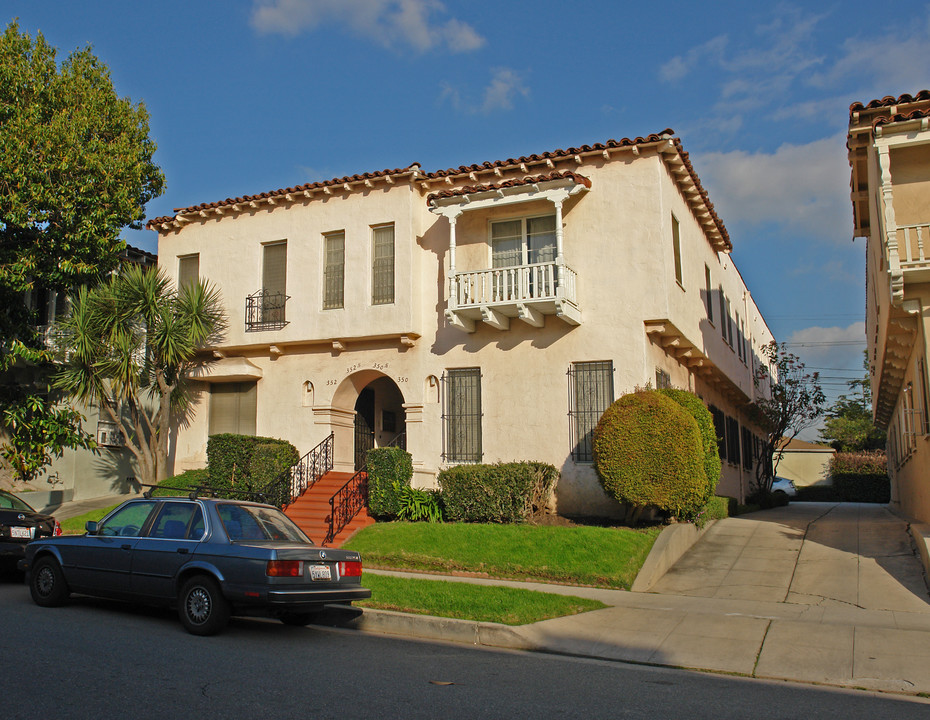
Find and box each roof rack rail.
[139,483,270,503]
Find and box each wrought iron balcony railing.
[245,289,289,332]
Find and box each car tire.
[279,611,321,627]
[30,556,70,607]
[178,575,230,636]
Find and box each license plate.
[309,564,331,581]
[10,527,32,540]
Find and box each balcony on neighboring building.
[245,289,289,332]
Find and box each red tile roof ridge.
[872,107,930,128]
[849,90,930,114]
[424,129,675,178]
[425,170,592,204]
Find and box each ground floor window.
[209,381,257,436]
[725,416,741,466]
[568,361,614,463]
[442,368,482,463]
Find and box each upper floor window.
[372,224,395,305]
[246,242,288,331]
[704,265,713,323]
[719,287,728,344]
[568,361,614,463]
[178,254,199,291]
[491,214,556,268]
[672,215,683,287]
[323,232,345,309]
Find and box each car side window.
[98,502,156,537]
[149,502,202,540]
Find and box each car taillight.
[54,521,62,537]
[338,561,362,577]
[266,560,303,577]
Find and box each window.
[443,368,482,462]
[178,254,199,291]
[655,368,671,389]
[247,241,287,330]
[569,361,614,462]
[490,215,557,267]
[704,265,713,323]
[150,502,204,540]
[323,232,345,309]
[709,405,725,459]
[209,381,257,436]
[372,224,395,305]
[672,215,683,287]
[96,398,123,448]
[719,287,728,344]
[920,356,930,435]
[725,415,741,465]
[98,501,156,537]
[736,312,744,361]
[741,426,753,471]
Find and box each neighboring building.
[777,437,834,487]
[849,90,930,521]
[0,245,157,507]
[147,130,774,515]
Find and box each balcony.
[245,289,289,332]
[446,261,581,332]
[894,223,930,272]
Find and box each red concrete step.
[284,470,373,547]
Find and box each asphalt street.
[1,577,928,719]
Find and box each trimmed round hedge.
[593,390,706,517]
[658,387,721,502]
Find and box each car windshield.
[0,490,34,512]
[217,504,312,544]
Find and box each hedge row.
[206,433,299,496]
[829,451,890,503]
[438,462,558,523]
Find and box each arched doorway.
[332,371,407,472]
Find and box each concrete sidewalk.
[328,503,930,696]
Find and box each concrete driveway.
[651,502,930,613]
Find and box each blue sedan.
[19,494,370,635]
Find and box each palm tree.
[55,264,225,484]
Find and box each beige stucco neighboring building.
[776,438,834,487]
[849,90,930,521]
[148,130,775,515]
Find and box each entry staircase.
[264,433,373,547]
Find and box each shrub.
[206,433,299,495]
[367,447,413,518]
[151,468,209,496]
[830,451,890,503]
[658,388,721,502]
[396,486,444,522]
[694,495,730,528]
[593,390,706,518]
[439,462,558,523]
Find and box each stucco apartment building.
[849,90,930,522]
[148,130,774,516]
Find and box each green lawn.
[344,521,662,590]
[60,505,120,535]
[358,572,605,625]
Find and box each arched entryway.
[332,371,407,471]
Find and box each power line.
[783,341,866,347]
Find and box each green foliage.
[0,392,93,484]
[396,485,444,522]
[54,265,226,484]
[658,388,722,501]
[829,451,890,503]
[693,496,730,528]
[206,434,298,496]
[149,468,209,496]
[366,447,413,518]
[438,462,558,523]
[593,390,706,518]
[749,342,825,492]
[819,397,886,452]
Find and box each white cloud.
[250,0,485,53]
[660,35,728,83]
[784,322,867,390]
[695,136,850,242]
[440,67,530,115]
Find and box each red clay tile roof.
[426,170,591,205]
[872,107,930,128]
[849,90,930,114]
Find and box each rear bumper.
[266,586,372,606]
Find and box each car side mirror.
[85,521,98,535]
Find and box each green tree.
[819,353,885,452]
[54,265,225,485]
[0,21,164,482]
[748,342,826,494]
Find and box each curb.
[630,519,716,592]
[313,605,539,651]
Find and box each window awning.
[191,356,263,383]
[428,171,590,218]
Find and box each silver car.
[19,495,370,635]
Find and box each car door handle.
[121,544,132,550]
[177,548,189,554]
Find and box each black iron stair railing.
[325,470,367,545]
[263,433,334,508]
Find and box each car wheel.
[279,611,321,627]
[178,575,230,636]
[30,556,70,607]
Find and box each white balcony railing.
[449,261,577,309]
[895,223,930,268]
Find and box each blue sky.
[8,1,930,416]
